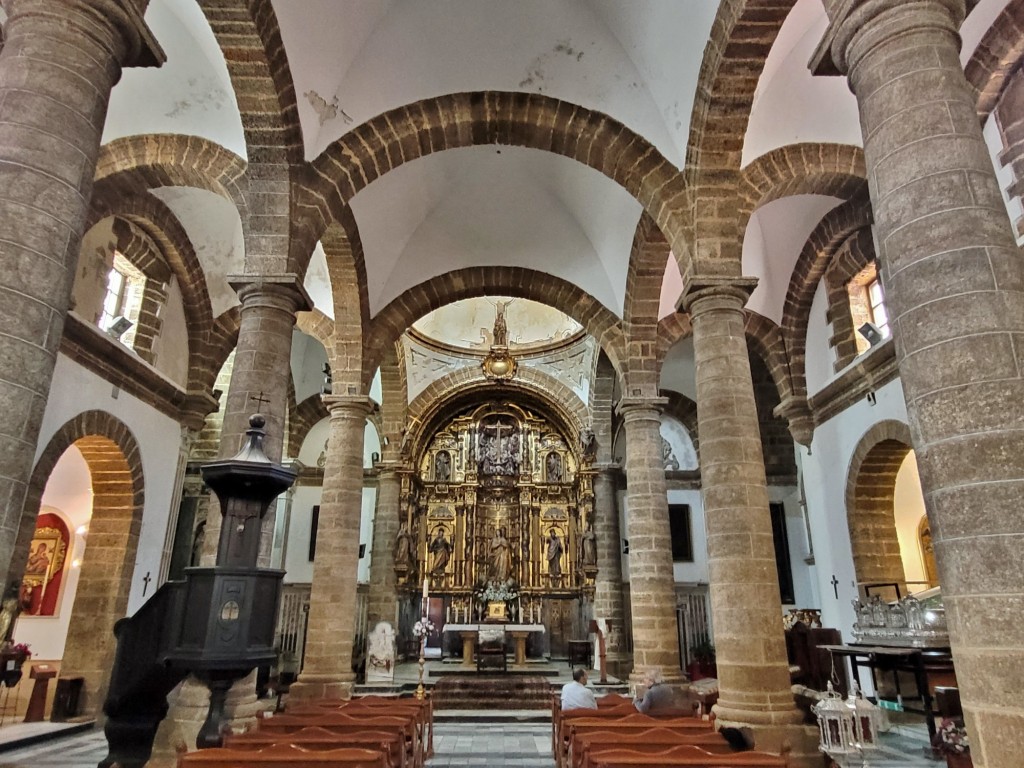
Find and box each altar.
[443,623,546,669]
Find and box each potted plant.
[0,641,30,688]
[688,641,717,680]
[933,718,972,768]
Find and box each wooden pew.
[572,727,732,768]
[553,704,636,761]
[559,714,715,768]
[586,744,789,768]
[224,726,406,768]
[256,711,422,768]
[177,742,389,768]
[288,697,433,757]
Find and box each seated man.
[633,669,674,713]
[561,667,597,710]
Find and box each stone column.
[289,394,375,700]
[0,0,161,591]
[813,4,1024,765]
[592,464,629,675]
[366,464,403,628]
[682,280,811,757]
[617,398,682,683]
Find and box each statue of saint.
[546,452,562,483]
[493,300,509,347]
[435,451,451,482]
[579,427,596,461]
[0,582,20,645]
[579,523,598,568]
[428,527,452,575]
[393,522,415,568]
[488,527,511,583]
[546,528,563,579]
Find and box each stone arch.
[362,267,627,387]
[17,411,145,717]
[966,0,1024,120]
[744,310,795,408]
[656,313,693,364]
[288,393,329,460]
[738,143,866,232]
[406,368,588,463]
[824,227,879,373]
[845,420,914,599]
[303,91,694,277]
[623,214,672,395]
[377,343,408,462]
[321,221,369,393]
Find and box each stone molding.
[808,340,898,427]
[230,274,313,315]
[679,276,758,316]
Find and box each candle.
[422,577,429,599]
[446,605,451,622]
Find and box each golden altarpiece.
[393,399,599,656]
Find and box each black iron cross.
[250,391,271,413]
[830,574,840,600]
[142,571,152,596]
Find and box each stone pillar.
[813,4,1024,765]
[682,280,811,758]
[617,398,682,683]
[592,464,628,675]
[366,465,403,628]
[289,394,375,700]
[0,0,161,591]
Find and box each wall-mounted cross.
[142,571,152,597]
[830,574,839,600]
[249,391,271,413]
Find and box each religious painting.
[20,512,70,617]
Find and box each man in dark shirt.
[634,669,674,713]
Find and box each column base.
[287,674,355,702]
[713,716,820,768]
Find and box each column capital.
[323,394,377,419]
[810,0,964,77]
[230,274,314,314]
[679,276,757,317]
[616,396,667,421]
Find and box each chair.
[476,628,507,672]
[568,640,592,669]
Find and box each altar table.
[442,623,546,668]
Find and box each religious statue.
[546,452,563,483]
[393,522,415,568]
[398,426,413,459]
[662,437,680,471]
[579,427,596,461]
[488,527,511,583]
[579,522,598,569]
[0,582,20,645]
[428,527,452,575]
[478,419,519,476]
[435,451,451,482]
[493,300,510,347]
[546,528,563,580]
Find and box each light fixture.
[72,559,82,569]
[858,322,884,347]
[75,524,88,536]
[107,316,133,340]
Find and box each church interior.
[0,1,1022,767]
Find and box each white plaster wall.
[291,330,328,405]
[35,355,184,619]
[769,486,816,609]
[659,417,697,471]
[894,451,929,586]
[14,449,93,661]
[799,377,909,642]
[668,489,707,585]
[804,280,835,397]
[659,337,696,401]
[151,276,190,387]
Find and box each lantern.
[847,681,883,749]
[813,682,858,756]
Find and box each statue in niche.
[478,419,519,476]
[546,452,563,483]
[435,451,451,482]
[488,527,511,583]
[579,427,596,461]
[0,582,21,645]
[662,437,680,471]
[579,522,598,569]
[393,522,415,568]
[398,426,413,460]
[492,299,511,347]
[546,528,564,580]
[428,526,452,575]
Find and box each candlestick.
[446,605,451,623]
[422,577,429,599]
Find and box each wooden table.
[442,623,546,668]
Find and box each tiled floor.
[0,717,942,768]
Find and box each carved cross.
[249,391,271,413]
[142,571,152,597]
[830,574,840,600]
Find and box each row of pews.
[176,695,434,768]
[553,695,791,768]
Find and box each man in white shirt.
[561,667,598,710]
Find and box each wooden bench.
[177,742,389,768]
[224,726,407,768]
[558,712,714,768]
[572,727,733,768]
[256,711,422,768]
[288,697,434,757]
[586,744,789,768]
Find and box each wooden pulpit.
[26,664,57,722]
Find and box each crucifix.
[249,391,271,413]
[142,571,152,596]
[830,574,839,600]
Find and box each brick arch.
[288,393,328,459]
[738,143,866,231]
[781,195,873,404]
[656,313,693,363]
[303,91,695,277]
[363,267,627,387]
[744,310,795,408]
[623,214,672,395]
[296,309,336,364]
[406,367,588,463]
[966,0,1024,120]
[95,134,246,205]
[321,221,369,392]
[17,411,145,717]
[823,227,879,373]
[845,420,914,599]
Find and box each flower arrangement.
[934,718,970,755]
[474,579,518,603]
[412,618,436,638]
[8,642,30,659]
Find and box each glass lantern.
[813,681,858,756]
[848,681,883,749]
